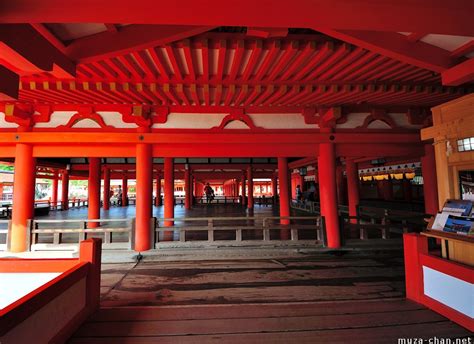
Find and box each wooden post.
[135,143,153,251]
[79,238,102,313]
[318,143,341,248]
[10,143,36,252]
[88,158,101,229]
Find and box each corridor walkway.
[69,249,471,343]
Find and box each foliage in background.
[0,164,14,171]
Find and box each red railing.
[0,238,102,342]
[403,233,473,332]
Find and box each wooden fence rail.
[0,220,10,251]
[154,216,322,247]
[31,218,134,251]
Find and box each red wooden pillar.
[346,159,360,225]
[88,158,101,229]
[421,143,439,215]
[79,238,102,312]
[184,166,191,210]
[247,166,254,209]
[241,171,247,206]
[164,158,174,234]
[61,170,69,210]
[51,171,58,208]
[278,158,290,229]
[319,143,341,248]
[403,233,428,303]
[136,143,152,251]
[103,167,110,210]
[10,143,36,252]
[122,177,128,207]
[155,172,162,206]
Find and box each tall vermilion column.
[421,143,439,215]
[103,167,110,210]
[247,166,254,209]
[61,170,69,210]
[184,167,191,210]
[88,158,101,229]
[136,143,153,251]
[51,171,58,208]
[155,172,162,206]
[241,172,247,206]
[11,143,36,252]
[164,157,174,232]
[346,159,360,224]
[319,143,341,248]
[278,158,290,227]
[122,177,128,207]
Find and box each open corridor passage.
[69,249,471,343]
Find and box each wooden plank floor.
[70,250,472,343]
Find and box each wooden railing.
[403,233,473,332]
[193,196,275,205]
[0,198,89,218]
[0,219,10,251]
[2,207,425,252]
[291,199,428,237]
[30,218,134,251]
[154,216,322,247]
[193,196,241,204]
[340,212,430,240]
[7,215,324,251]
[291,199,321,213]
[0,239,102,342]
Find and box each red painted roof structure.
[0,1,473,111]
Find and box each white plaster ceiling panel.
[388,113,422,129]
[366,120,392,129]
[421,34,474,53]
[223,120,251,129]
[71,119,102,128]
[248,114,317,129]
[400,32,474,58]
[152,113,227,128]
[34,111,76,128]
[45,23,108,41]
[0,112,19,128]
[336,113,369,129]
[96,111,138,128]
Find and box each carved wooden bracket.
[58,107,113,130]
[211,109,263,131]
[2,103,51,129]
[358,109,397,129]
